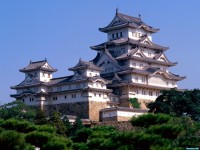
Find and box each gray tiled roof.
[20,60,57,72]
[116,48,177,67]
[99,12,159,33]
[69,59,102,71]
[91,37,168,51]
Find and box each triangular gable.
[96,50,122,70]
[41,62,55,70]
[111,74,122,84]
[156,53,169,63]
[142,38,153,45]
[106,15,127,28]
[132,48,146,58]
[92,78,107,84]
[150,71,171,80]
[18,76,41,86]
[69,73,86,82]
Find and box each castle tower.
[91,11,185,108]
[11,59,57,110]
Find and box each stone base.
[89,101,107,121]
[44,102,89,119]
[102,116,131,122]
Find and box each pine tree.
[49,112,66,136]
[34,110,48,125]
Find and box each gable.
[133,49,146,58]
[18,76,41,86]
[42,62,54,69]
[157,54,169,62]
[69,73,86,82]
[96,52,122,71]
[107,16,126,28]
[140,36,153,45]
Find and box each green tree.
[62,115,72,135]
[0,130,34,150]
[73,117,84,133]
[130,113,170,128]
[34,110,48,125]
[0,101,36,121]
[49,112,66,136]
[148,89,200,121]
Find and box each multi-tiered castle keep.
[11,11,185,121]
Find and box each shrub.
[129,98,140,108]
[130,113,171,128]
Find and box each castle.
[11,10,185,121]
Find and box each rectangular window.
[142,77,145,83]
[116,33,118,38]
[149,91,153,96]
[140,64,143,68]
[142,90,145,95]
[120,32,122,37]
[64,95,67,99]
[94,93,96,97]
[135,77,138,82]
[99,93,101,97]
[112,34,114,38]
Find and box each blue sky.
[0,0,200,104]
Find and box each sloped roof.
[99,12,159,33]
[91,37,168,51]
[20,59,57,73]
[117,66,185,81]
[11,76,44,89]
[69,59,102,71]
[116,48,177,67]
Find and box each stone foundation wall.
[102,116,131,122]
[89,101,107,121]
[44,102,89,119]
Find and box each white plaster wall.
[131,74,147,84]
[117,110,145,117]
[48,92,88,105]
[129,60,148,69]
[128,28,147,40]
[88,92,109,102]
[86,70,100,77]
[107,29,128,41]
[148,74,176,87]
[39,71,52,82]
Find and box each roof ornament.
[45,58,47,62]
[139,14,141,19]
[116,8,118,14]
[79,58,82,62]
[30,60,32,64]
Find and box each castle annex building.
[11,11,185,121]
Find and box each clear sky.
[1,0,200,104]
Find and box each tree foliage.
[148,89,200,121]
[0,101,36,121]
[129,98,140,108]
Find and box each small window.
[112,34,114,38]
[148,53,151,57]
[64,95,67,99]
[48,73,51,78]
[142,77,145,83]
[42,72,45,77]
[149,91,153,96]
[142,90,145,95]
[99,93,101,97]
[135,77,138,82]
[22,99,24,102]
[140,64,143,68]
[94,93,96,97]
[120,32,122,37]
[116,33,118,38]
